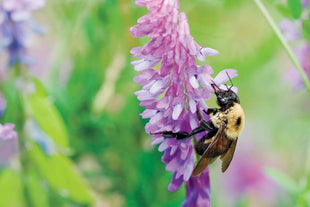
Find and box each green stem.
[254,0,310,93]
[14,64,35,207]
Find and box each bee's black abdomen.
[194,128,218,156]
[195,135,210,155]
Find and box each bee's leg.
[161,131,190,139]
[196,110,216,131]
[194,109,220,155]
[203,108,218,115]
[162,126,205,140]
[154,109,217,140]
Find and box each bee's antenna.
[210,80,220,93]
[226,72,233,90]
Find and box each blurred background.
[1,0,310,206]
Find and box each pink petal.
[172,104,182,120]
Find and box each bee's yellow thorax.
[211,103,245,140]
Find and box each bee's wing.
[192,123,226,177]
[192,157,217,177]
[220,137,238,172]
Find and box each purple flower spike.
[131,0,238,206]
[0,0,45,66]
[0,123,19,166]
[182,168,211,207]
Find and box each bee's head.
[211,83,240,108]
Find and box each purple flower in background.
[0,123,17,141]
[302,0,309,7]
[280,2,310,89]
[0,123,19,166]
[283,44,310,89]
[0,0,45,66]
[218,137,279,207]
[131,0,237,206]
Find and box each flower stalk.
[254,0,310,93]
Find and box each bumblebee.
[161,82,244,176]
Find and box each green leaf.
[25,169,49,207]
[1,79,22,127]
[276,4,291,18]
[0,169,24,207]
[32,78,48,97]
[265,167,299,193]
[30,145,94,205]
[28,79,69,148]
[288,0,302,19]
[302,20,310,42]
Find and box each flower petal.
[172,104,182,120]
